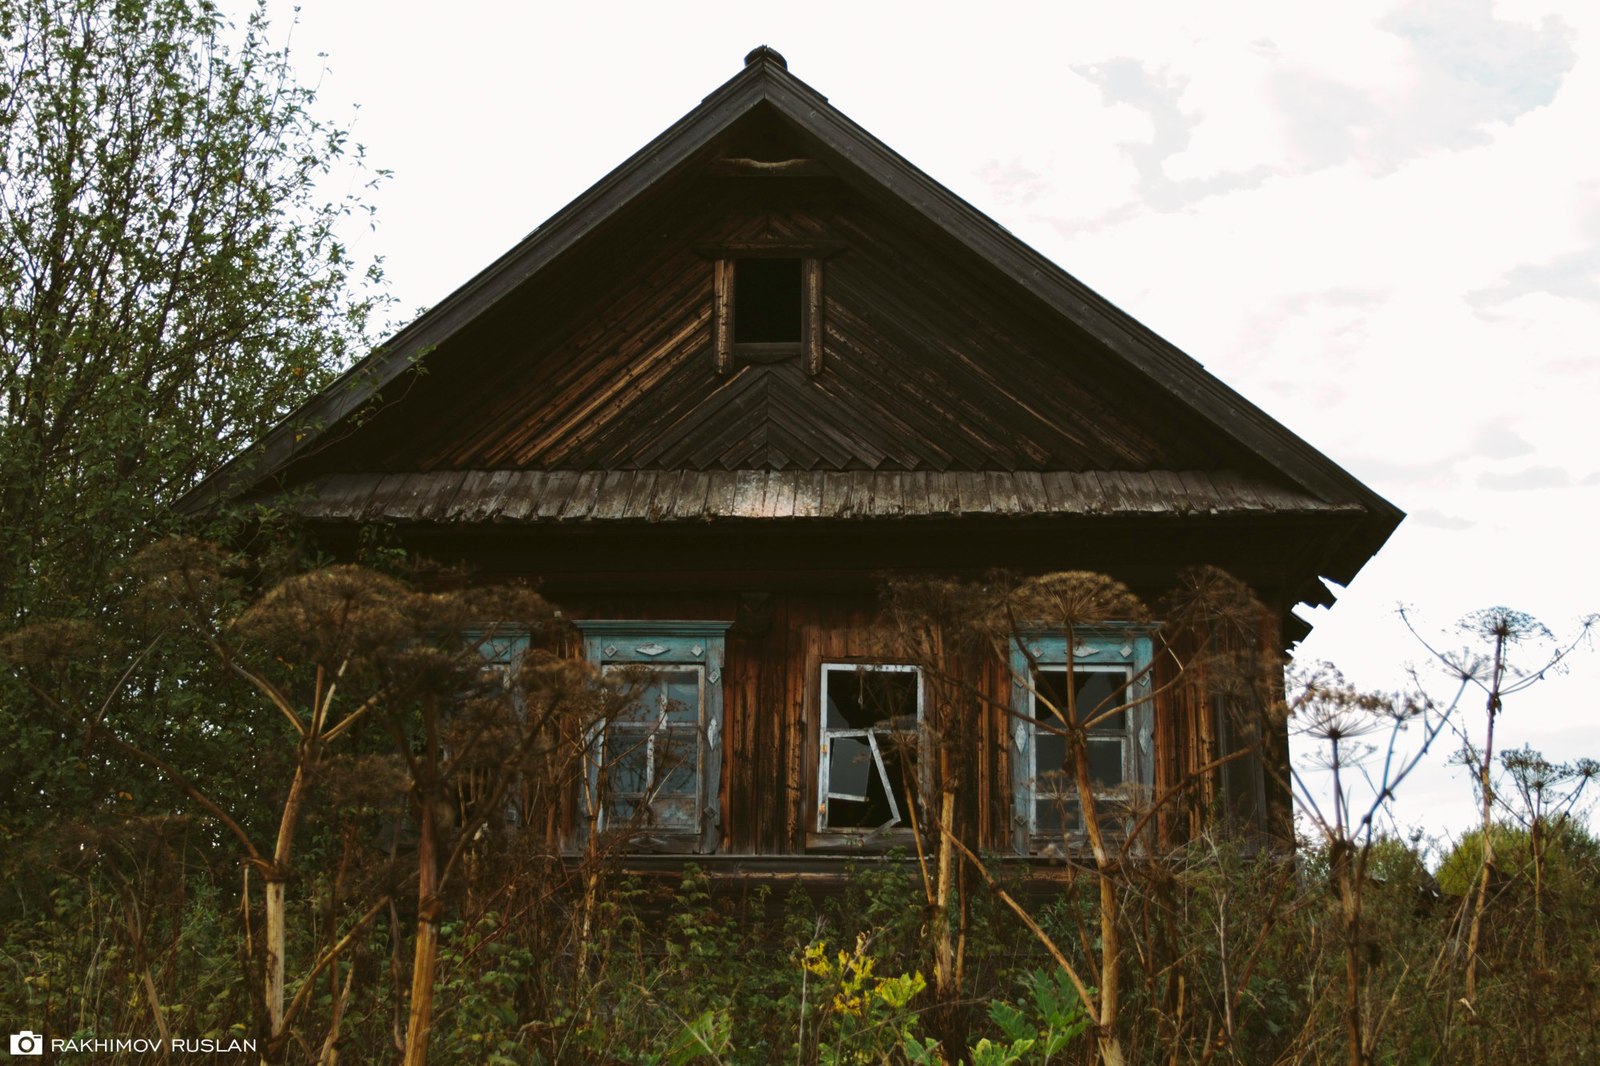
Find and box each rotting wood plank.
[557,471,608,521]
[412,471,468,522]
[642,469,683,521]
[1011,470,1047,515]
[1106,471,1162,513]
[929,470,963,513]
[984,471,1020,516]
[360,473,416,521]
[790,471,824,518]
[1176,470,1221,515]
[871,471,905,517]
[665,470,709,519]
[899,471,932,517]
[1208,468,1266,511]
[765,471,799,518]
[588,471,637,520]
[532,470,581,520]
[955,471,992,515]
[730,469,768,518]
[820,470,854,518]
[1145,470,1191,513]
[295,474,377,520]
[618,470,660,520]
[705,470,740,517]
[495,472,549,522]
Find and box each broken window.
[576,622,730,853]
[818,663,922,831]
[1010,632,1153,850]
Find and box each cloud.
[1411,508,1476,530]
[1070,57,1273,214]
[1471,419,1536,460]
[1476,465,1571,490]
[1267,0,1577,174]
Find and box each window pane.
[1076,671,1126,731]
[1034,733,1067,794]
[652,796,697,829]
[1036,667,1127,730]
[828,736,873,800]
[1087,738,1124,787]
[1035,797,1065,832]
[606,728,651,794]
[657,729,698,794]
[660,669,701,723]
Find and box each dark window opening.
[734,258,802,343]
[819,664,921,831]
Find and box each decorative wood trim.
[804,257,824,376]
[705,157,833,177]
[713,258,734,374]
[695,241,846,259]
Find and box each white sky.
[240,0,1598,850]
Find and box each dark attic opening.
[733,257,802,343]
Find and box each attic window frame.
[706,242,838,376]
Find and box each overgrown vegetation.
[2,3,1596,1063]
[4,551,1596,1064]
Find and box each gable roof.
[179,45,1400,597]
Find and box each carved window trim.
[576,621,731,854]
[1009,628,1155,854]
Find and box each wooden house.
[180,47,1401,864]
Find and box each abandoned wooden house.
[179,47,1401,865]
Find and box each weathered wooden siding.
[557,586,1280,855]
[292,175,1257,482]
[265,468,1362,525]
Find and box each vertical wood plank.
[713,258,733,374]
[804,257,824,376]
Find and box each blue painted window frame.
[576,621,730,854]
[1009,628,1155,853]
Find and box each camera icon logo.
[10,1030,45,1055]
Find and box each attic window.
[734,258,802,343]
[711,251,826,375]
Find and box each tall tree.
[0,0,383,625]
[0,0,384,826]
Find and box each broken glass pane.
[828,736,873,800]
[1036,667,1127,730]
[825,666,918,729]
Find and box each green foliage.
[1436,819,1600,895]
[0,0,388,837]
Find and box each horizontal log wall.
[560,587,1282,855]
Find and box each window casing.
[1010,630,1154,852]
[710,247,827,375]
[577,622,730,853]
[816,663,924,836]
[466,627,532,825]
